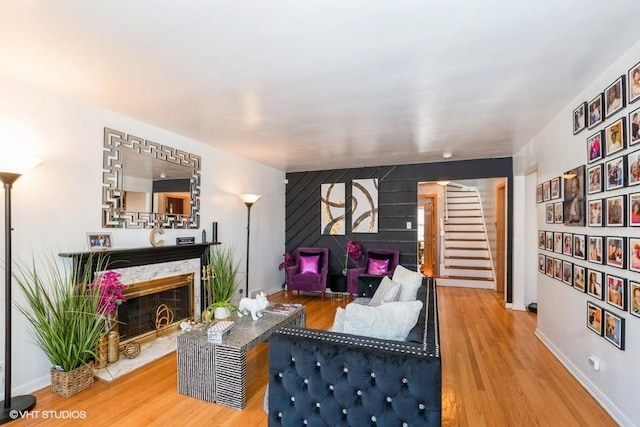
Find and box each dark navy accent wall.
[285,157,514,302]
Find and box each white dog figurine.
[237,292,269,321]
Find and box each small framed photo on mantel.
[87,232,113,251]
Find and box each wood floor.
[12,288,615,426]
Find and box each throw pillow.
[368,276,401,307]
[329,307,345,333]
[366,258,390,275]
[299,255,320,274]
[343,300,423,341]
[392,265,423,301]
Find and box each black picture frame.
[605,274,626,311]
[628,237,640,272]
[562,232,573,256]
[587,302,603,336]
[562,261,573,286]
[587,269,603,300]
[536,184,543,203]
[545,203,554,224]
[588,199,604,227]
[574,264,586,292]
[554,202,564,224]
[546,231,554,251]
[587,164,603,194]
[605,236,625,269]
[605,195,625,227]
[603,310,625,350]
[573,234,586,260]
[550,177,561,200]
[563,165,585,226]
[604,75,626,119]
[587,130,604,164]
[542,181,551,201]
[546,257,554,277]
[553,232,563,254]
[538,253,546,273]
[605,156,625,191]
[588,93,604,129]
[629,193,640,227]
[554,258,563,281]
[627,149,640,186]
[628,61,640,105]
[604,117,626,157]
[629,281,640,318]
[629,106,640,146]
[538,230,546,249]
[573,102,587,134]
[588,236,603,265]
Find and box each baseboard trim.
[534,328,635,427]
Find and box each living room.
[1,2,640,426]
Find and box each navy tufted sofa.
[267,277,440,426]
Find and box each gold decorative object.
[107,330,120,363]
[121,342,141,359]
[95,334,108,369]
[155,303,174,336]
[50,363,94,398]
[149,224,165,247]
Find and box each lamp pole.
[0,171,37,424]
[238,194,261,298]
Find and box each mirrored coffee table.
[177,305,305,409]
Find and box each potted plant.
[14,254,110,397]
[202,246,239,321]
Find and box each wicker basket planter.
[50,363,94,398]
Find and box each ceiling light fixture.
[442,151,452,159]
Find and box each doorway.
[495,182,506,294]
[420,194,438,276]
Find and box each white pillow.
[329,307,345,332]
[369,276,401,307]
[392,265,423,301]
[343,300,423,341]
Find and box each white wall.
[0,74,285,396]
[516,41,640,426]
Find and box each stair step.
[445,238,486,241]
[437,275,494,281]
[435,275,495,289]
[446,246,488,250]
[444,265,492,271]
[446,255,490,260]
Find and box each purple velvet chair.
[286,247,329,299]
[346,249,400,295]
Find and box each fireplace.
[118,273,194,345]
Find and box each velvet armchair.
[285,247,329,299]
[346,248,399,295]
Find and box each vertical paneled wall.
[285,157,515,301]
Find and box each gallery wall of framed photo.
[538,59,640,352]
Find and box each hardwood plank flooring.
[12,288,614,426]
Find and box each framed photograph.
[605,236,625,269]
[628,237,640,272]
[553,232,563,254]
[542,181,551,201]
[545,231,554,251]
[538,230,546,249]
[605,156,625,191]
[573,234,586,259]
[629,281,640,318]
[587,130,603,164]
[545,257,554,277]
[554,202,564,223]
[554,258,563,281]
[627,149,640,186]
[604,75,625,119]
[588,236,603,264]
[603,310,625,350]
[604,117,626,157]
[563,165,585,226]
[629,193,640,226]
[574,265,586,292]
[586,269,603,300]
[587,302,603,336]
[562,233,573,256]
[538,254,546,273]
[573,102,587,134]
[605,274,626,311]
[550,177,561,200]
[605,195,625,227]
[545,203,554,224]
[588,199,604,227]
[628,61,640,104]
[629,106,640,146]
[562,261,573,285]
[587,164,603,194]
[588,93,603,129]
[536,184,543,203]
[86,232,113,250]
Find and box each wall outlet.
[406,221,412,229]
[588,354,600,371]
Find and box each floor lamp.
[238,194,261,298]
[1,162,40,424]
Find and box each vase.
[107,330,120,363]
[214,307,231,320]
[95,334,108,369]
[50,363,94,398]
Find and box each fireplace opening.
[117,273,194,344]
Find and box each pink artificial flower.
[90,270,126,314]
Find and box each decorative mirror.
[102,127,201,229]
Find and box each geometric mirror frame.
[102,127,201,229]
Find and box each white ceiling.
[1,1,639,172]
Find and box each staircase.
[437,185,495,289]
